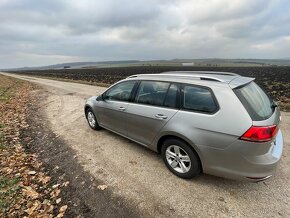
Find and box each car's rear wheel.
[86,108,101,130]
[161,138,201,179]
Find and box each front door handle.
[155,114,168,119]
[118,106,126,111]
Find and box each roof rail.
[127,75,138,78]
[161,74,224,82]
[127,73,224,82]
[127,71,239,79]
[162,71,239,76]
[200,77,220,82]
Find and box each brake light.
[240,125,278,142]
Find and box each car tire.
[86,108,102,130]
[161,138,201,179]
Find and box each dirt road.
[2,73,290,217]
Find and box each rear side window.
[164,84,178,108]
[234,82,274,121]
[135,81,170,106]
[182,85,218,113]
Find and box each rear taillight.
[240,125,278,142]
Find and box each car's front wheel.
[86,108,101,130]
[161,138,201,179]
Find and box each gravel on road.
[3,73,290,218]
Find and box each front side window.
[135,81,170,106]
[182,85,217,113]
[104,81,136,102]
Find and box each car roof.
[126,71,254,88]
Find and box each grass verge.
[0,133,5,149]
[0,74,67,217]
[0,176,20,212]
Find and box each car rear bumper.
[201,130,284,181]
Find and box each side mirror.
[96,95,103,101]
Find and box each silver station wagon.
[84,71,283,181]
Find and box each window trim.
[180,83,220,115]
[163,83,181,109]
[162,83,172,106]
[129,80,140,102]
[105,79,219,114]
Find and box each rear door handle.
[155,114,168,119]
[118,106,126,111]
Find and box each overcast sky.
[0,0,290,68]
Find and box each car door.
[126,81,180,146]
[97,80,137,136]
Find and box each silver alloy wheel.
[165,145,191,173]
[87,111,96,128]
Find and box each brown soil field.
[8,66,290,110]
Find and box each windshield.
[234,82,274,121]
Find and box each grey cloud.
[188,0,271,23]
[0,0,164,35]
[0,0,290,68]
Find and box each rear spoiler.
[229,76,255,89]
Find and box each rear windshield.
[234,82,274,121]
